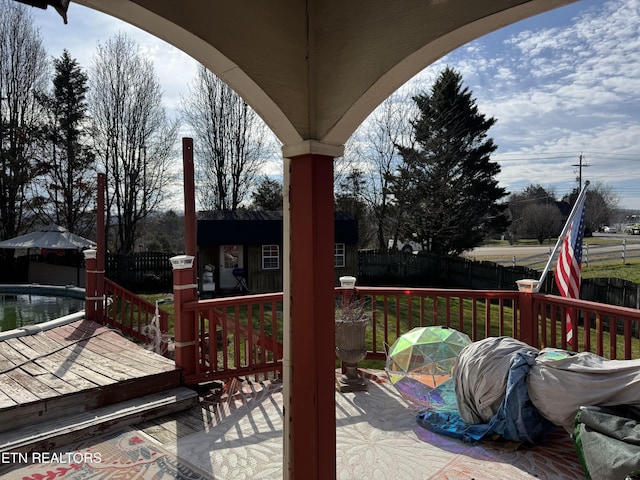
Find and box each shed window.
[262,245,280,270]
[334,243,345,268]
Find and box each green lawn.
[137,256,640,353]
[139,292,175,334]
[582,260,640,283]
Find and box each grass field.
[582,259,640,283]
[138,253,640,338]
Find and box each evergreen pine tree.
[36,50,95,236]
[392,67,508,255]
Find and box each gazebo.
[25,1,578,478]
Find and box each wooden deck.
[0,319,197,453]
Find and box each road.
[466,233,640,266]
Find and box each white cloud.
[405,0,640,209]
[26,0,640,210]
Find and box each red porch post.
[96,173,106,322]
[516,279,539,347]
[83,249,97,322]
[282,141,343,480]
[182,139,197,264]
[170,255,197,378]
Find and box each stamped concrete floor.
[3,370,587,479]
[142,370,586,480]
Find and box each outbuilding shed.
[197,211,358,294]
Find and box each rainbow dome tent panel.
[386,326,471,411]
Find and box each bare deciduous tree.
[0,0,48,240]
[181,65,275,211]
[339,88,416,249]
[522,203,563,244]
[88,32,178,254]
[567,180,619,232]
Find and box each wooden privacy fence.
[582,277,640,310]
[358,251,640,309]
[106,252,173,292]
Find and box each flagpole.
[534,180,590,292]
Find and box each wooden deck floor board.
[13,334,71,372]
[53,321,175,373]
[0,373,40,404]
[50,320,109,341]
[5,368,59,400]
[10,335,96,394]
[43,330,148,382]
[0,341,49,377]
[64,329,174,374]
[0,319,183,434]
[42,346,132,383]
[0,351,16,373]
[3,337,42,360]
[96,338,175,375]
[48,323,176,377]
[93,330,175,369]
[25,371,84,396]
[0,340,31,364]
[0,383,17,408]
[32,348,114,388]
[101,350,171,376]
[11,329,116,388]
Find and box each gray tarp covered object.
[454,336,640,433]
[573,405,640,480]
[454,336,640,479]
[528,349,640,433]
[454,336,538,425]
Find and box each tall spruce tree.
[34,50,95,236]
[391,67,508,256]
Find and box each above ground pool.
[0,285,85,333]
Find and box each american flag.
[554,195,586,345]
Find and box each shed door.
[219,245,243,289]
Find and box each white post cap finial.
[83,249,97,260]
[516,279,541,293]
[170,255,195,270]
[339,276,357,288]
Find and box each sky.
[26,0,640,211]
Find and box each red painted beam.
[286,152,336,479]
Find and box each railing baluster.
[445,297,450,328]
[610,313,617,359]
[584,311,591,354]
[624,317,632,359]
[395,295,401,338]
[484,299,491,339]
[471,298,477,342]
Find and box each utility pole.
[572,153,590,188]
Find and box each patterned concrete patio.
[2,370,586,479]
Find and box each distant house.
[197,211,358,295]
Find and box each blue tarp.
[417,346,556,444]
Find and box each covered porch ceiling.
[72,0,575,150]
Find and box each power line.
[571,153,590,188]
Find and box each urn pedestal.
[335,317,369,392]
